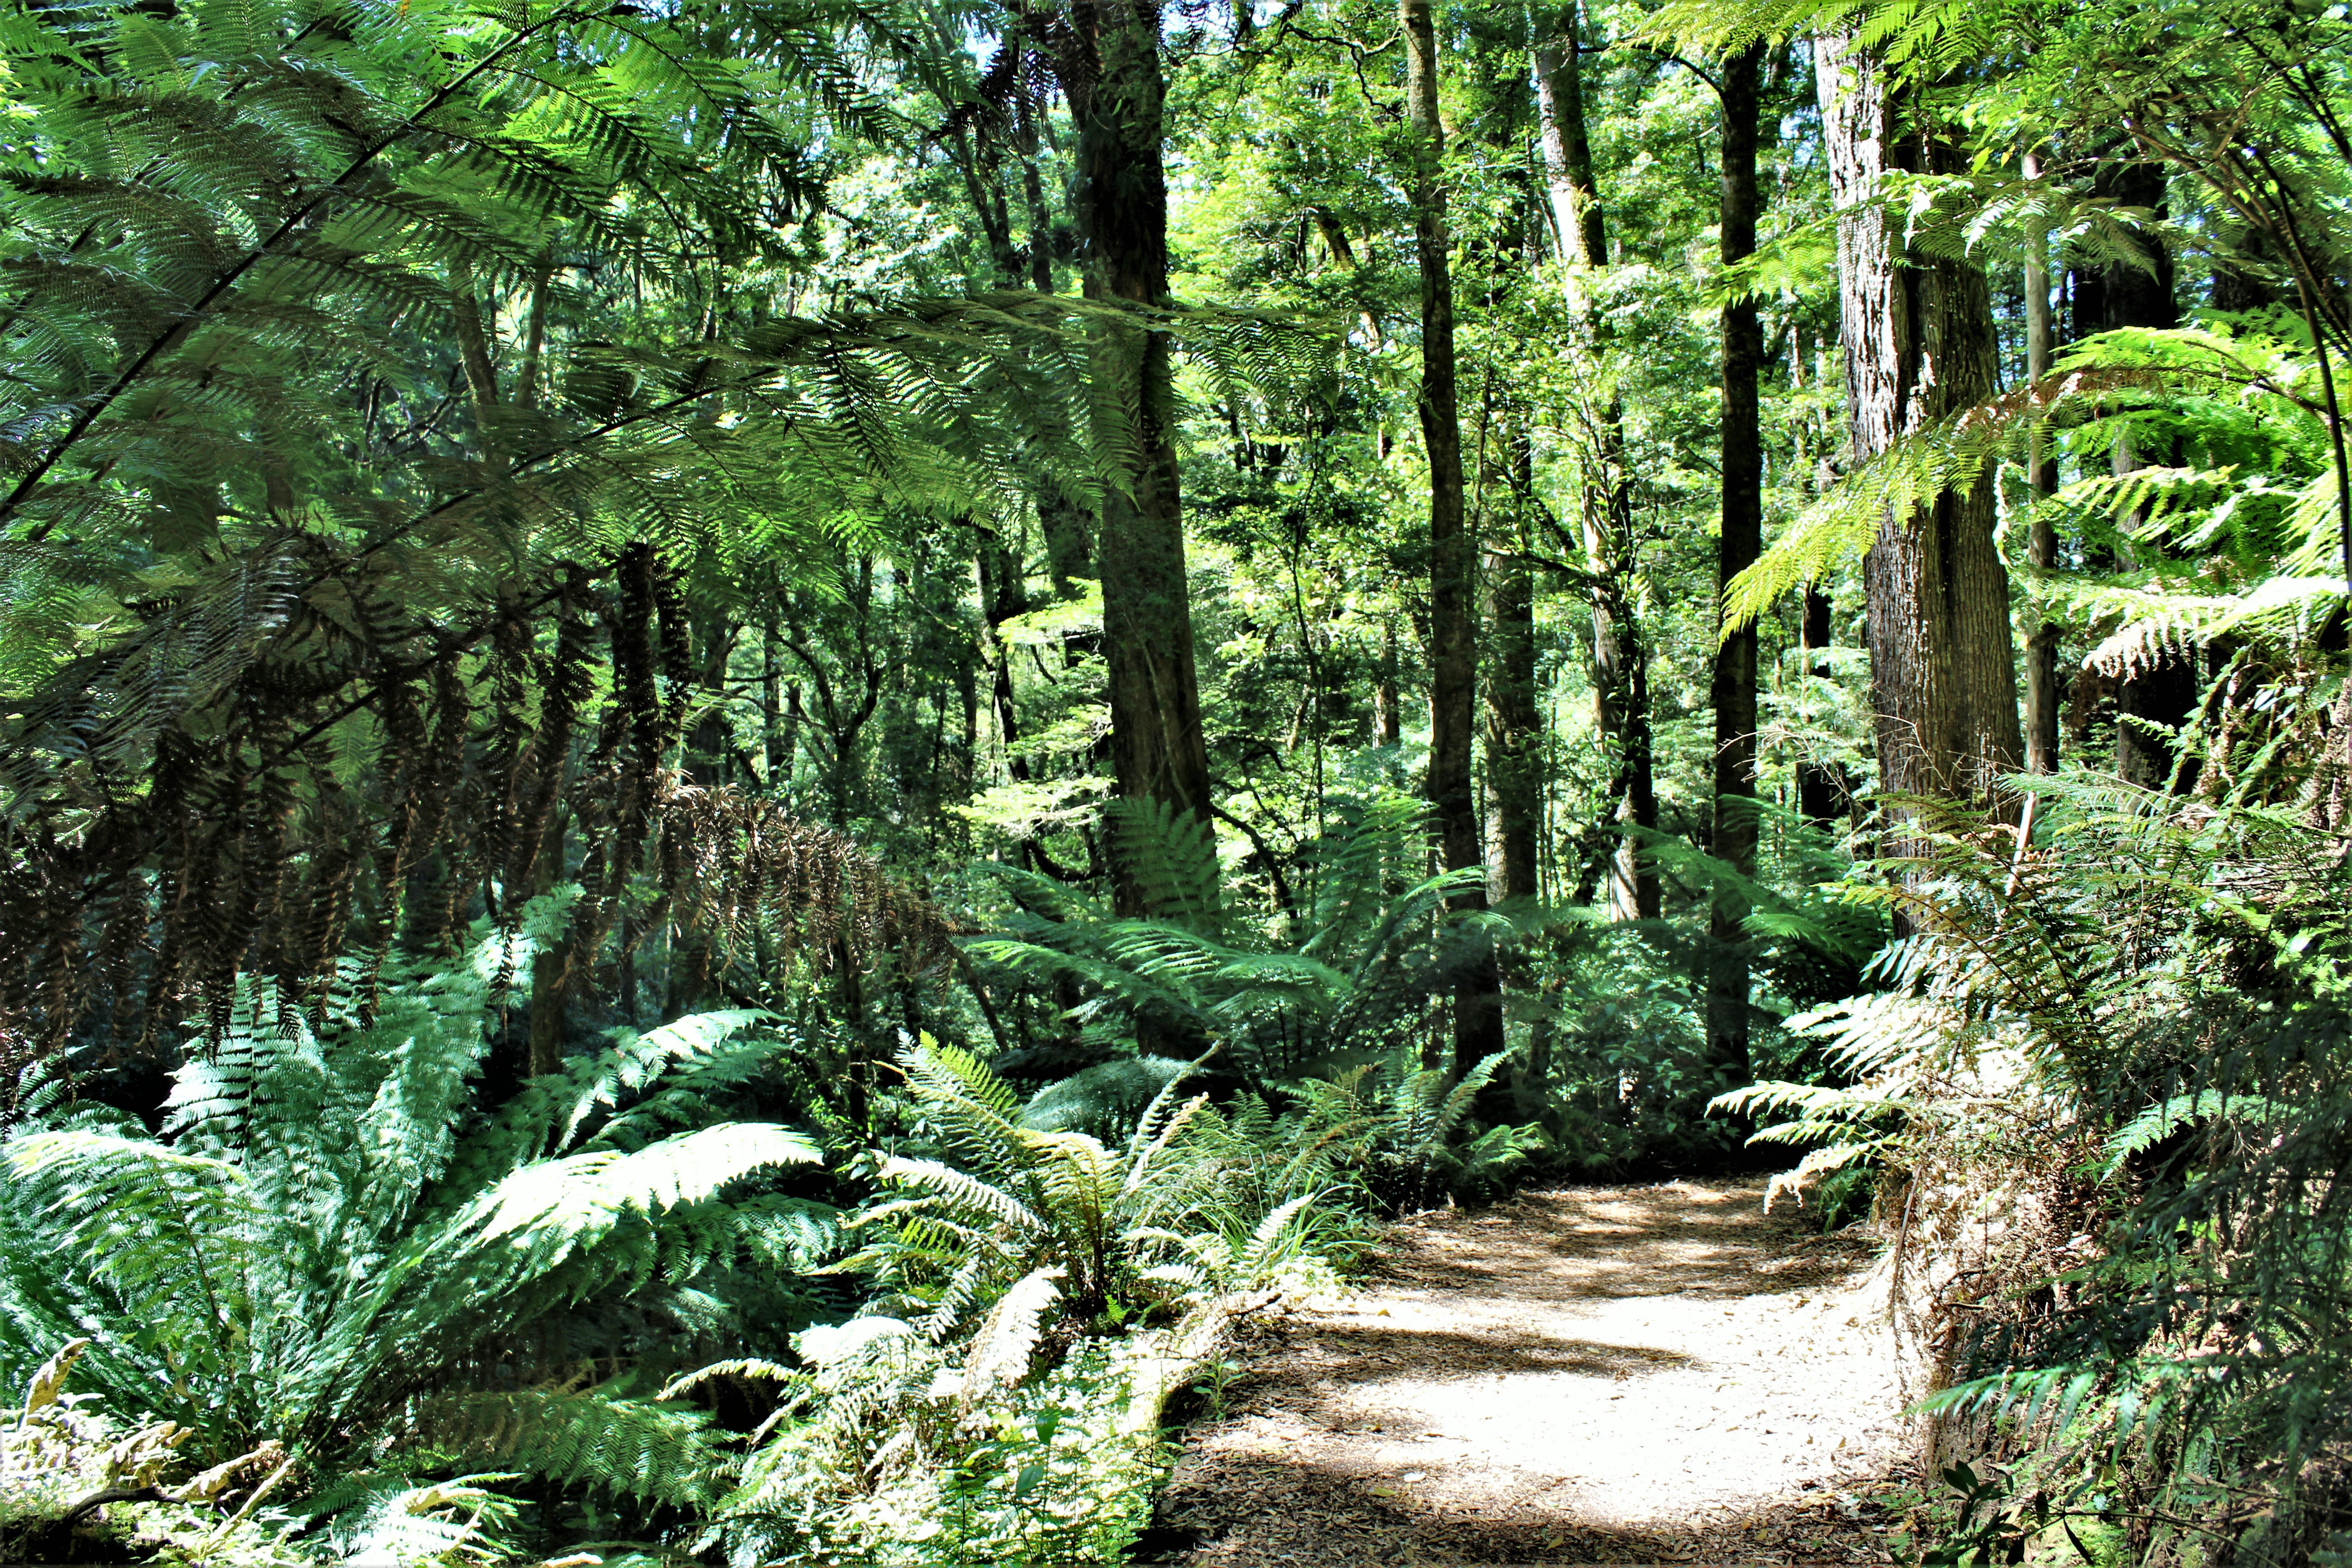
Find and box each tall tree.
[1706,43,1764,1074]
[1403,0,1504,1070]
[1475,20,1543,913]
[1536,3,1656,919]
[1483,440,1542,909]
[1816,32,2023,813]
[1071,0,1216,907]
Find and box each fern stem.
[1,6,590,539]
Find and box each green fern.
[0,892,817,1512]
[968,786,1504,1082]
[1725,324,2339,636]
[1716,770,2352,1555]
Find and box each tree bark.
[1483,434,1541,907]
[1072,0,1215,911]
[2022,151,2062,775]
[1376,622,1403,746]
[978,534,1033,784]
[2070,161,2175,346]
[1536,5,1654,920]
[2211,226,2282,314]
[949,98,1098,614]
[1534,10,1607,275]
[1404,0,1503,1073]
[1817,32,2023,817]
[1707,44,1764,1077]
[1477,35,1542,915]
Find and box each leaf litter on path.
[1138,1178,1919,1565]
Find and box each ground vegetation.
[1,0,2349,1558]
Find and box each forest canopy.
[1,0,2349,1558]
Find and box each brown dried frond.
[0,539,938,1081]
[654,777,951,983]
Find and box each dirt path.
[1142,1179,1921,1564]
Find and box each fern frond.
[416,1389,729,1509]
[960,1266,1061,1399]
[463,1123,819,1248]
[871,1156,1045,1237]
[2097,1092,2301,1178]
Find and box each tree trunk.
[1404,0,1503,1073]
[951,97,1098,617]
[978,529,1062,878]
[2070,161,2175,347]
[666,612,738,1017]
[1488,431,1552,1121]
[1477,36,1542,914]
[2022,152,2062,776]
[1534,8,1606,276]
[2211,227,2282,314]
[1707,44,1764,1077]
[1536,5,1654,921]
[1376,622,1403,746]
[1482,434,1541,907]
[1607,635,1658,919]
[1073,0,1215,910]
[979,537,1032,792]
[1817,32,2023,817]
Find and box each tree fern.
[0,0,1035,1056]
[1724,325,2339,633]
[968,785,1506,1082]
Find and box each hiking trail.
[1145,1178,1922,1565]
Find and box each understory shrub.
[0,893,829,1557]
[710,1040,1357,1566]
[1717,776,2352,1565]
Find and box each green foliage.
[0,0,1062,1052]
[1723,323,2346,658]
[712,1041,1357,1567]
[10,0,2347,1555]
[328,1475,529,1568]
[1725,776,2352,1562]
[966,787,1510,1082]
[1284,1049,1544,1209]
[718,1323,1176,1567]
[839,1039,1330,1341]
[0,894,817,1519]
[0,1353,318,1566]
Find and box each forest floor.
[1137,1178,1929,1565]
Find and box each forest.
[0,0,2347,1559]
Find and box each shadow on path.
[1141,1179,1908,1566]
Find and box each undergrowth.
[1719,774,2352,1566]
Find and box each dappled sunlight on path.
[1143,1180,1914,1565]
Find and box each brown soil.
[1142,1179,1922,1565]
